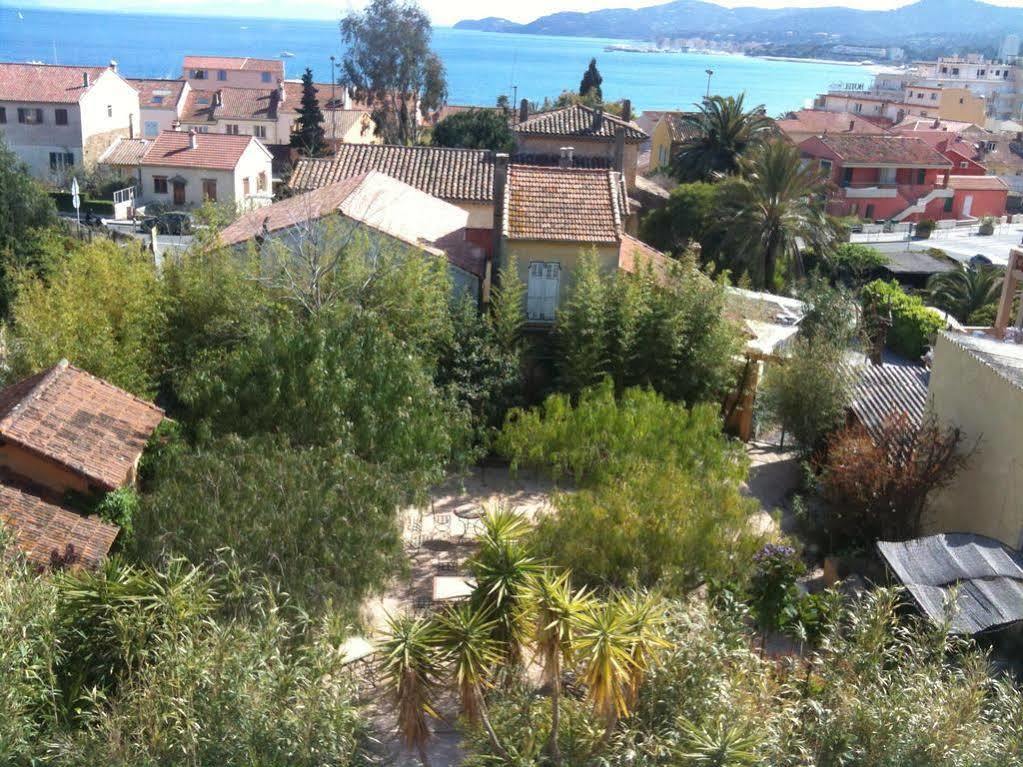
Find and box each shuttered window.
[526,262,561,323]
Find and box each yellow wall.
[938,88,986,125]
[927,333,1023,549]
[650,117,673,170]
[0,445,94,496]
[507,240,619,322]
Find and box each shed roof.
[0,360,164,491]
[0,474,118,569]
[848,357,931,441]
[878,533,1023,634]
[882,249,957,275]
[515,104,647,142]
[504,165,626,243]
[99,137,151,166]
[289,143,495,203]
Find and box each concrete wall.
[951,187,1008,219]
[927,333,1023,549]
[78,70,141,169]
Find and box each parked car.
[140,212,192,236]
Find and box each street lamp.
[330,55,337,142]
[705,69,714,99]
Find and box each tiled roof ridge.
[608,170,624,235]
[62,362,166,416]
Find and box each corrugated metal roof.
[878,533,1023,634]
[848,359,930,441]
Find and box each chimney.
[566,146,575,166]
[621,99,632,123]
[593,108,605,132]
[172,119,181,131]
[491,152,510,292]
[82,71,90,88]
[518,98,529,124]
[214,89,223,107]
[188,128,198,149]
[613,126,627,175]
[109,59,118,73]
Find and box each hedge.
[861,279,945,360]
[50,192,115,217]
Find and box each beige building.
[649,111,701,169]
[101,129,273,210]
[0,61,140,182]
[129,78,190,137]
[183,55,284,90]
[513,103,647,188]
[901,84,987,125]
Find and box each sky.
[9,0,1023,26]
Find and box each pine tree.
[579,58,603,102]
[291,68,327,156]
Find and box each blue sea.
[0,6,877,115]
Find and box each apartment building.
[915,54,1021,119]
[182,55,284,90]
[0,61,140,182]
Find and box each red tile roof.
[183,87,280,122]
[0,361,163,491]
[99,137,150,166]
[128,78,186,110]
[184,55,284,77]
[504,165,627,243]
[618,234,672,282]
[290,143,495,203]
[141,130,265,171]
[515,104,647,142]
[660,111,704,144]
[947,175,1008,191]
[281,80,352,111]
[0,473,118,569]
[806,134,953,167]
[0,62,107,104]
[777,109,890,138]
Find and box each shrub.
[914,218,935,239]
[819,242,885,287]
[861,279,945,359]
[93,487,140,539]
[978,216,996,236]
[821,414,969,547]
[747,543,805,634]
[798,277,859,348]
[49,192,114,217]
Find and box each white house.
[128,78,190,138]
[0,60,140,182]
[101,129,273,210]
[182,55,285,90]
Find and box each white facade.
[0,67,140,182]
[140,139,272,211]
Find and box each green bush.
[913,218,935,239]
[862,279,945,359]
[979,216,996,236]
[93,487,140,538]
[50,192,114,217]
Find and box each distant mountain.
[455,0,1023,46]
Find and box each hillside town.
[2,2,1023,765]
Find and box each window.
[257,171,267,192]
[819,159,832,176]
[944,196,954,212]
[930,93,937,100]
[55,108,68,125]
[916,169,927,185]
[253,125,266,139]
[853,103,863,113]
[106,104,112,118]
[865,204,875,220]
[960,161,970,169]
[941,66,948,74]
[153,176,168,194]
[152,95,164,105]
[195,125,209,133]
[197,95,211,105]
[243,177,251,196]
[202,178,217,201]
[842,167,854,185]
[217,69,227,81]
[18,108,43,124]
[526,262,561,322]
[192,69,207,80]
[952,67,960,75]
[225,124,239,135]
[978,69,986,77]
[261,71,272,83]
[48,152,74,171]
[0,107,5,124]
[917,92,924,99]
[144,120,159,137]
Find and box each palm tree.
[378,615,444,767]
[434,602,513,762]
[671,93,774,182]
[615,592,667,707]
[524,570,591,765]
[720,140,835,291]
[927,263,1004,324]
[468,507,542,665]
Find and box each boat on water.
[280,51,295,58]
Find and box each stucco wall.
[78,71,140,167]
[0,444,94,495]
[185,70,277,90]
[0,99,84,179]
[233,140,274,208]
[927,333,1023,549]
[141,165,237,208]
[507,240,619,322]
[650,119,672,169]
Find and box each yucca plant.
[678,716,763,766]
[524,569,592,765]
[615,592,668,707]
[468,507,542,665]
[378,615,444,767]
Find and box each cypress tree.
[579,58,603,102]
[291,68,327,156]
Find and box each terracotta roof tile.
[777,109,890,138]
[515,104,647,142]
[127,78,186,110]
[141,130,264,171]
[618,234,672,282]
[99,137,151,166]
[808,134,953,167]
[0,474,118,569]
[0,361,163,491]
[184,87,280,122]
[184,55,283,76]
[947,175,1008,191]
[281,80,355,111]
[290,143,495,203]
[0,62,107,104]
[505,165,626,243]
[660,111,704,143]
